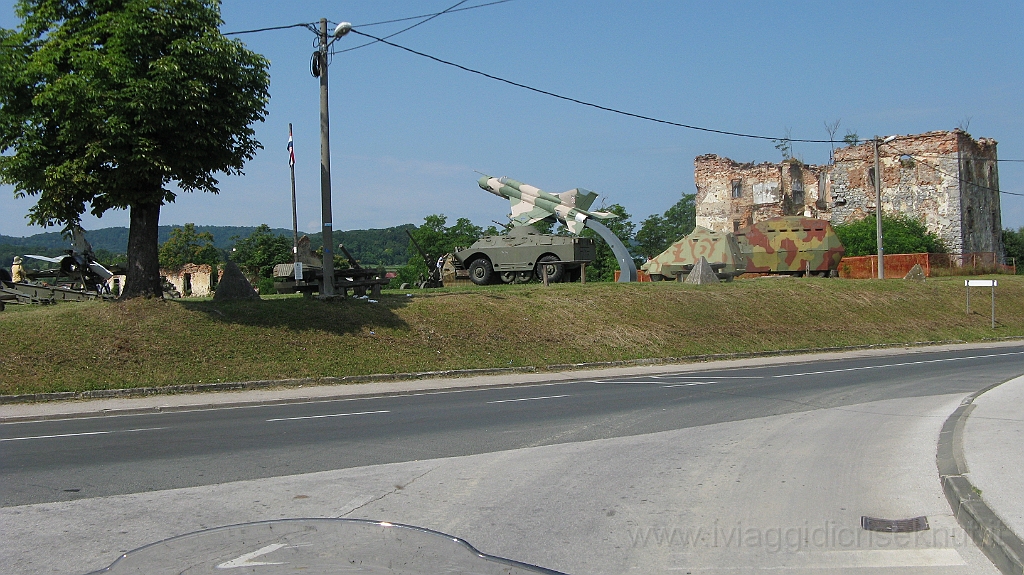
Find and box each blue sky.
[1,0,1022,238]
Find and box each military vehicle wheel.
[468,258,494,285]
[535,255,564,283]
[499,271,516,284]
[649,273,666,282]
[515,271,533,283]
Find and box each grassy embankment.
[2,275,1022,396]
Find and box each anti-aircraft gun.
[1,227,120,309]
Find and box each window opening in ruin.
[183,273,192,297]
[900,155,915,168]
[733,221,740,232]
[868,167,876,188]
[731,179,742,198]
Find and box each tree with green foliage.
[580,204,638,282]
[93,248,127,268]
[1003,227,1024,274]
[394,214,482,287]
[833,214,947,257]
[230,224,291,281]
[0,0,270,299]
[159,223,219,269]
[635,193,696,258]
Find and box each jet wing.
[24,254,64,263]
[510,202,555,227]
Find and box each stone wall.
[161,263,216,297]
[694,130,1003,257]
[695,155,830,233]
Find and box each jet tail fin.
[556,188,599,211]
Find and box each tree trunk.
[121,201,163,299]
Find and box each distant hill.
[0,224,416,267]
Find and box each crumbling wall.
[161,263,215,297]
[956,132,1002,254]
[106,275,126,297]
[694,154,827,233]
[695,130,1002,257]
[830,130,1001,255]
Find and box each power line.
[333,0,470,56]
[348,29,838,144]
[222,0,514,37]
[223,23,313,36]
[357,0,515,27]
[879,142,1024,198]
[881,152,1024,163]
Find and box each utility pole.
[317,18,335,295]
[289,123,298,264]
[874,137,884,279]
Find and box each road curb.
[3,337,1022,424]
[937,379,1024,575]
[2,338,989,408]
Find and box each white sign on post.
[294,262,303,281]
[965,279,997,328]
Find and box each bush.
[834,214,946,257]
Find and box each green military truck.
[452,225,596,285]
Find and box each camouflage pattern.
[734,216,845,275]
[641,226,746,280]
[477,175,617,235]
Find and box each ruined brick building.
[694,130,1003,255]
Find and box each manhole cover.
[861,516,929,533]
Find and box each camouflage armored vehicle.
[641,226,746,281]
[734,216,845,276]
[452,225,596,285]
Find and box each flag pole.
[289,123,299,264]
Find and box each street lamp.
[312,19,351,296]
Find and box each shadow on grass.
[174,294,411,336]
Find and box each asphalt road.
[4,345,1024,509]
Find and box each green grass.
[2,275,1023,395]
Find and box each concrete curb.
[3,337,1022,425]
[2,338,994,407]
[0,366,539,405]
[937,380,1024,575]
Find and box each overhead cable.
[333,0,470,55]
[348,29,837,144]
[222,0,513,37]
[880,142,1024,198]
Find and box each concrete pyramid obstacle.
[684,256,720,285]
[213,260,260,301]
[904,263,926,281]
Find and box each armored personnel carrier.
[641,216,845,280]
[452,225,595,285]
[641,226,745,281]
[735,216,845,276]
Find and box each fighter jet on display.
[476,175,617,235]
